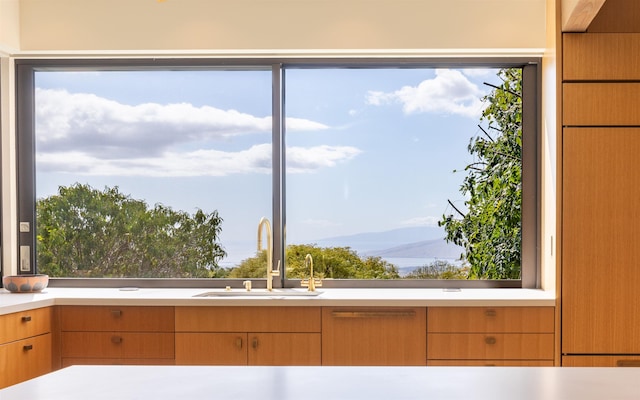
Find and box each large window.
[16,59,539,288]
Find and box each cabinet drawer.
[427,333,554,360]
[563,83,640,126]
[428,307,554,333]
[428,360,554,366]
[175,307,321,332]
[563,356,640,367]
[60,306,174,332]
[0,333,52,389]
[61,332,174,359]
[0,307,51,343]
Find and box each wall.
[16,0,546,53]
[0,0,20,54]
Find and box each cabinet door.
[322,307,426,366]
[0,334,52,389]
[248,333,321,366]
[175,333,247,365]
[563,128,640,354]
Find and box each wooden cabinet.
[321,307,426,366]
[175,306,321,366]
[0,307,52,388]
[427,307,554,366]
[562,31,640,364]
[59,306,174,366]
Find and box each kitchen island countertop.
[1,365,638,400]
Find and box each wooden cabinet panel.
[175,308,321,366]
[0,334,52,389]
[562,128,640,354]
[563,83,640,126]
[427,333,554,360]
[175,306,320,333]
[428,307,554,333]
[563,33,640,81]
[563,356,640,367]
[175,333,247,365]
[322,307,426,366]
[0,307,51,344]
[60,306,174,332]
[61,332,174,359]
[428,360,554,366]
[248,333,321,366]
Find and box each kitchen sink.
[193,288,323,297]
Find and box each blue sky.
[35,67,500,265]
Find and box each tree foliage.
[404,260,469,279]
[439,69,522,279]
[36,183,227,278]
[231,243,400,279]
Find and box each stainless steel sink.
[193,289,323,297]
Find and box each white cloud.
[286,145,362,174]
[34,89,356,177]
[365,69,486,118]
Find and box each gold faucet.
[300,254,322,292]
[257,217,280,291]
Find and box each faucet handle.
[301,277,322,292]
[271,260,281,276]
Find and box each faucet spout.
[257,217,279,291]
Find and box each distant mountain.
[313,226,463,259]
[365,238,464,259]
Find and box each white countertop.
[0,287,555,315]
[1,365,639,400]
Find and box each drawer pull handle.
[252,337,259,350]
[111,310,122,318]
[23,344,33,351]
[484,336,497,345]
[616,360,640,367]
[485,309,497,317]
[332,310,416,318]
[111,336,123,344]
[21,316,32,322]
[235,337,243,350]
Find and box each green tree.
[36,183,227,278]
[228,250,268,278]
[439,69,522,279]
[231,243,400,279]
[404,260,469,279]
